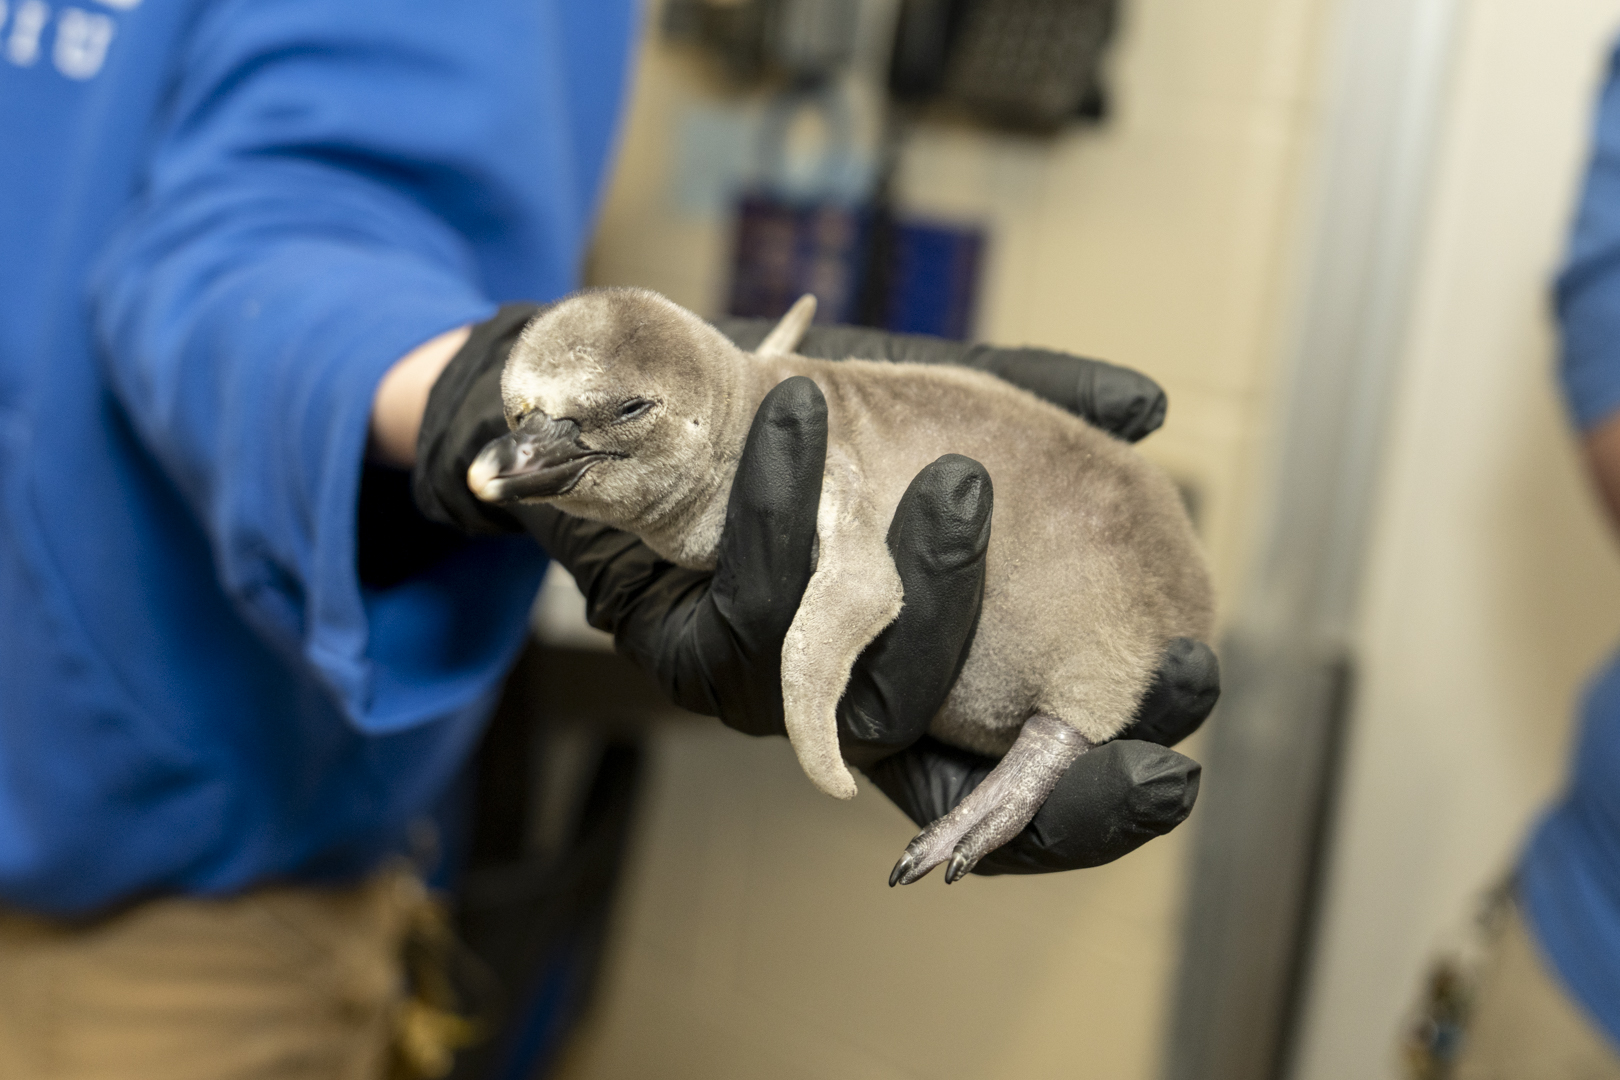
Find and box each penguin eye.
[614,398,655,423]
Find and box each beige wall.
[564,1,1337,1077]
[588,0,1332,607]
[557,718,1191,1080]
[1293,3,1620,1076]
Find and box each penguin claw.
[889,847,940,886]
[886,716,1091,890]
[889,810,977,886]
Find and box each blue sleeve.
[1558,42,1620,432]
[88,0,634,732]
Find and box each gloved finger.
[506,503,669,634]
[513,478,792,730]
[861,736,1200,874]
[709,376,826,636]
[839,455,993,767]
[1120,638,1221,747]
[973,740,1200,874]
[712,317,1167,442]
[860,735,994,829]
[414,303,540,533]
[961,345,1166,442]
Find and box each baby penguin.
[469,289,1214,885]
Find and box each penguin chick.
[469,289,1214,884]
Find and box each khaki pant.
[0,868,431,1080]
[1454,900,1620,1080]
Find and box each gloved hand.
[864,638,1219,874]
[414,304,1220,875]
[415,304,542,536]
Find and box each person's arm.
[89,0,635,731]
[370,326,472,469]
[1583,413,1620,534]
[1560,49,1620,507]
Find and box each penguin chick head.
[467,288,747,531]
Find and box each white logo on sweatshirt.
[2,0,123,78]
[4,0,48,66]
[54,7,112,78]
[2,0,126,77]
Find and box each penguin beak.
[466,414,619,503]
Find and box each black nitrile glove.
[868,739,1200,874]
[414,305,1219,875]
[714,318,1168,443]
[414,304,545,536]
[864,638,1220,875]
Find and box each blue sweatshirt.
[0,0,633,914]
[1525,36,1620,1047]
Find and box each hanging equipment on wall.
[888,0,1118,132]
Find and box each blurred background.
[471,1,1620,1078]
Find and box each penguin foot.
[888,714,1092,886]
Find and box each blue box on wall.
[728,194,985,342]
